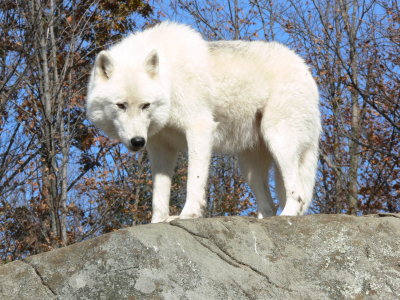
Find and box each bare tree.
[274,0,399,213]
[1,0,153,260]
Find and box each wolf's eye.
[116,103,127,111]
[141,103,151,110]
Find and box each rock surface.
[1,214,399,299]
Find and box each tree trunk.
[340,0,360,214]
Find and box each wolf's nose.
[130,137,146,151]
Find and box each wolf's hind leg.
[238,147,276,218]
[262,119,315,216]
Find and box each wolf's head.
[86,49,171,151]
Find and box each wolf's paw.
[164,215,180,222]
[178,213,202,220]
[257,210,275,219]
[154,214,202,223]
[151,215,175,223]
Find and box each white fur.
[86,22,321,223]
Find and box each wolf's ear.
[95,51,113,79]
[144,49,159,77]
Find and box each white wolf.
[86,22,321,223]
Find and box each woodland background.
[0,0,398,262]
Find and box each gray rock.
[1,214,399,299]
[0,260,56,299]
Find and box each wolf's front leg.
[180,120,215,219]
[147,140,178,223]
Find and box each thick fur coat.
[87,22,321,223]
